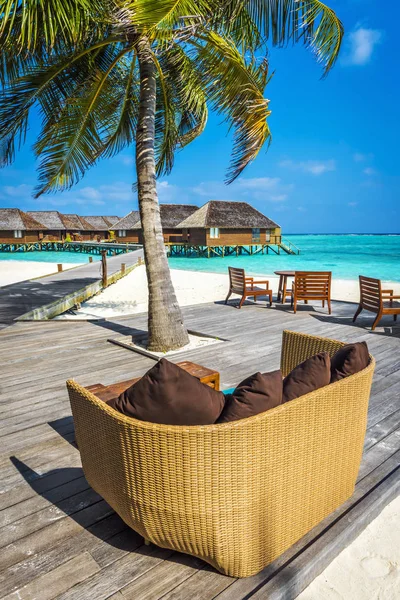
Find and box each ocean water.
[1,235,399,281]
[0,250,101,264]
[168,235,400,282]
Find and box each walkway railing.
[280,237,301,255]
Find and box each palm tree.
[0,1,343,351]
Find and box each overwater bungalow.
[23,212,121,242]
[26,210,69,241]
[176,200,282,246]
[81,215,120,240]
[113,205,198,243]
[0,208,47,242]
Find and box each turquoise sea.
[0,250,101,264]
[1,235,399,281]
[169,235,400,282]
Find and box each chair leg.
[238,295,246,309]
[322,299,325,308]
[268,291,272,307]
[144,538,151,546]
[293,298,297,314]
[371,311,382,331]
[353,304,362,322]
[327,300,332,315]
[394,314,398,322]
[224,291,232,305]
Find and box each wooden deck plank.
[0,514,127,597]
[1,552,100,600]
[0,300,399,599]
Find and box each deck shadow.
[214,298,273,309]
[48,416,76,447]
[9,456,210,569]
[89,319,148,340]
[310,313,400,337]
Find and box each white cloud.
[191,177,294,203]
[2,184,34,198]
[342,26,382,66]
[79,187,101,200]
[156,180,181,203]
[363,167,377,176]
[353,152,374,163]
[235,177,281,191]
[98,182,133,202]
[270,194,288,203]
[279,159,336,176]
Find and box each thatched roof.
[177,201,280,229]
[112,211,140,230]
[159,204,198,228]
[27,211,67,230]
[81,216,117,231]
[103,216,121,227]
[113,205,198,231]
[61,214,91,230]
[0,208,47,231]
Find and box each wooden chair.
[225,267,272,309]
[291,271,332,314]
[353,276,400,330]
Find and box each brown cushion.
[107,358,225,425]
[283,352,331,403]
[217,370,283,423]
[330,342,369,383]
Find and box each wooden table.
[275,270,295,304]
[86,360,220,401]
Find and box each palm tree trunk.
[136,37,189,352]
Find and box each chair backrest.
[294,271,331,299]
[359,275,382,312]
[228,267,245,293]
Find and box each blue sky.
[0,1,398,233]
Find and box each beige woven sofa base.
[67,330,375,578]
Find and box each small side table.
[86,360,220,402]
[275,270,295,304]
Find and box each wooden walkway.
[0,300,399,599]
[0,249,143,327]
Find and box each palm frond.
[192,31,271,183]
[155,44,207,172]
[0,0,108,51]
[99,54,140,159]
[124,0,212,29]
[33,45,130,196]
[0,38,121,167]
[245,0,343,74]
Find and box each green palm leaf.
[245,0,343,74]
[192,31,271,183]
[33,45,130,196]
[0,0,108,50]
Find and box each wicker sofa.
[66,330,375,578]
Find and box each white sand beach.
[298,495,400,599]
[52,264,400,319]
[0,259,80,287]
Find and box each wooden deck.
[1,299,399,599]
[0,249,143,327]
